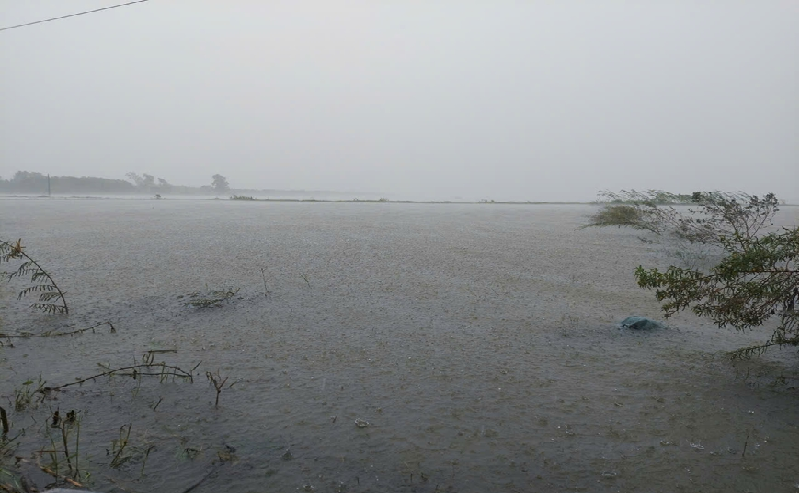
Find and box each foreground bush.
[587,190,798,357]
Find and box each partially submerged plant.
[42,358,197,392]
[0,239,68,314]
[45,409,82,480]
[0,406,8,436]
[2,356,195,491]
[260,267,271,299]
[107,424,157,475]
[14,377,46,412]
[585,203,644,229]
[0,466,28,493]
[109,424,132,469]
[0,321,115,339]
[185,288,240,308]
[206,369,235,407]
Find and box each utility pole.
[47,174,51,197]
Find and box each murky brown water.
[1,199,798,492]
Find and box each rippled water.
[1,199,798,492]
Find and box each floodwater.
[1,199,798,493]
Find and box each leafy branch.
[635,227,798,358]
[1,238,69,314]
[584,190,780,247]
[586,191,797,357]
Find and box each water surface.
[1,199,797,492]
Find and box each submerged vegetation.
[1,345,207,490]
[206,369,235,407]
[184,287,240,308]
[0,242,238,492]
[587,190,798,357]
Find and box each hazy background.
[1,1,797,202]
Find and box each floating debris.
[354,418,370,428]
[619,316,666,330]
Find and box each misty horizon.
[1,1,797,202]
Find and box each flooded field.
[1,199,798,493]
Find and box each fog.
[1,1,797,202]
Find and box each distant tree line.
[0,171,135,194]
[0,171,232,196]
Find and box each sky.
[1,1,797,202]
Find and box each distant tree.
[636,225,798,357]
[157,177,172,193]
[126,172,145,187]
[211,174,230,194]
[126,172,158,191]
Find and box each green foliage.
[585,204,645,229]
[110,424,133,468]
[585,190,781,246]
[588,190,797,356]
[0,466,27,493]
[597,189,698,205]
[0,239,68,314]
[635,227,798,357]
[585,190,683,235]
[14,376,46,411]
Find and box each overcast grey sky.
[1,1,797,201]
